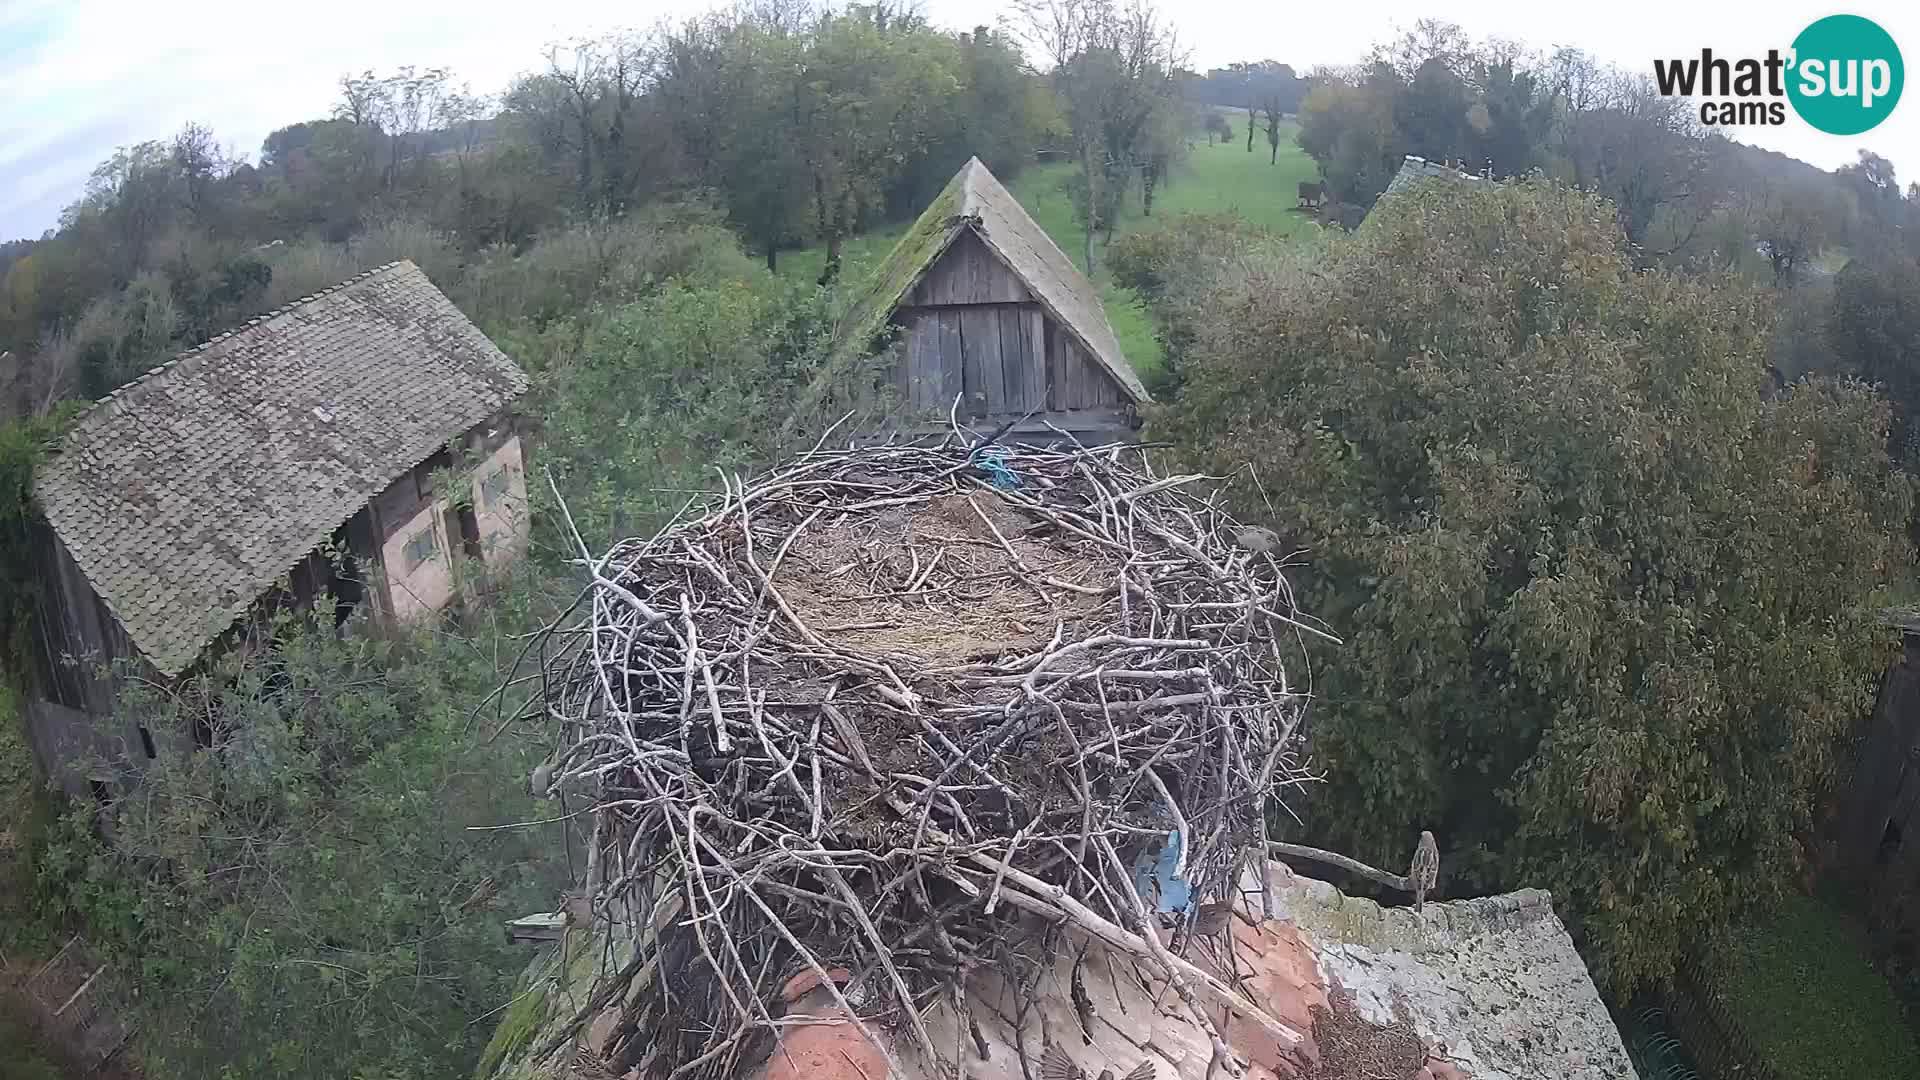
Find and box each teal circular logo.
[1787,15,1903,135]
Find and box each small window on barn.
[480,467,513,510]
[402,527,438,571]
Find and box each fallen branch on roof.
[1267,841,1411,894]
[515,423,1334,1080]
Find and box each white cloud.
[4,0,1918,239]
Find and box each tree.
[1295,67,1402,205]
[1021,0,1184,272]
[1561,75,1718,254]
[1468,58,1553,176]
[1830,254,1920,462]
[1203,110,1233,145]
[1394,57,1472,164]
[1839,150,1901,217]
[1256,91,1286,165]
[653,12,812,271]
[70,142,180,285]
[1152,177,1913,993]
[168,123,227,221]
[1737,172,1846,286]
[795,6,961,284]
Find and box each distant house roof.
[480,862,1633,1080]
[34,261,527,676]
[843,156,1149,403]
[1381,154,1487,200]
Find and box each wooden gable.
[890,229,1130,425]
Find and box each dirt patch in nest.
[776,490,1114,667]
[1302,989,1434,1080]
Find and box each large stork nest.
[529,436,1329,1079]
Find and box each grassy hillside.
[786,120,1321,381]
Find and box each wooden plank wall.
[904,232,1034,306]
[28,522,148,716]
[1828,637,1920,884]
[1047,323,1128,411]
[893,229,1128,425]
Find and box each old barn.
[24,260,530,794]
[844,157,1149,443]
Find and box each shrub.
[31,590,570,1080]
[458,204,758,330]
[1108,213,1316,395]
[262,216,461,307]
[530,275,868,549]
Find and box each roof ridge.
[50,261,417,445]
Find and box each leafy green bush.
[31,586,570,1080]
[458,205,757,331]
[261,216,462,308]
[1107,213,1302,394]
[1709,895,1920,1080]
[1153,176,1914,993]
[529,273,876,550]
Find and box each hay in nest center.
[532,437,1332,1079]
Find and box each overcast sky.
[4,0,1918,241]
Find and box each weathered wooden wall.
[903,232,1034,307]
[28,522,149,717]
[1820,629,1920,1021]
[889,230,1132,433]
[1829,634,1920,883]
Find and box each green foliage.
[1830,253,1920,463]
[1109,211,1282,393]
[0,683,56,960]
[0,1010,62,1080]
[0,407,79,683]
[530,271,860,549]
[1297,70,1418,206]
[652,10,1041,272]
[260,217,462,309]
[472,980,549,1080]
[1152,176,1914,993]
[29,599,569,1080]
[1707,894,1920,1080]
[460,206,754,332]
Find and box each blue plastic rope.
[973,446,1020,490]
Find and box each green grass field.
[1712,893,1920,1080]
[786,118,1320,381]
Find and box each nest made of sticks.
[530,434,1331,1079]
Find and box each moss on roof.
[838,167,968,355]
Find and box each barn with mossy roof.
[842,157,1149,443]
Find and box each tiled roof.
[844,157,1150,404]
[1381,154,1487,199]
[34,261,527,676]
[482,862,1633,1080]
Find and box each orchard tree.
[1152,177,1914,992]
